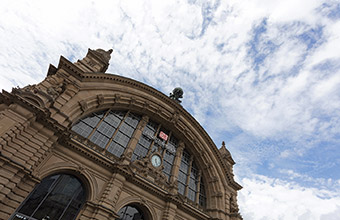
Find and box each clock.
[151,154,161,167]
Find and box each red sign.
[159,131,168,141]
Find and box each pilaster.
[169,141,184,194]
[120,115,149,165]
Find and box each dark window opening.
[11,174,86,220]
[117,205,145,220]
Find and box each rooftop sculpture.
[169,87,183,103]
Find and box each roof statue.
[169,87,183,103]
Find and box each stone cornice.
[57,56,85,80]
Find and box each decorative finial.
[94,48,113,64]
[169,87,183,103]
[222,141,225,147]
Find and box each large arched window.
[178,149,206,207]
[72,110,141,157]
[117,204,145,220]
[11,174,86,220]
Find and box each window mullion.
[57,186,82,220]
[103,110,130,151]
[86,109,111,140]
[146,124,161,156]
[195,170,202,204]
[30,175,62,218]
[121,115,149,162]
[184,155,194,197]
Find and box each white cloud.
[239,175,340,220]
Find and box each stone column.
[169,141,184,194]
[195,170,202,204]
[162,201,177,220]
[184,155,194,197]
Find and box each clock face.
[151,154,161,167]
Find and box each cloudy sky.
[1,0,340,219]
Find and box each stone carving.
[171,111,179,124]
[21,85,38,93]
[97,94,104,106]
[137,115,149,131]
[93,49,113,64]
[79,100,88,112]
[169,87,183,103]
[131,156,168,188]
[47,83,64,99]
[230,195,239,213]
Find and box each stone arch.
[53,75,231,211]
[37,161,98,202]
[115,196,156,220]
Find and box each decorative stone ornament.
[169,87,183,103]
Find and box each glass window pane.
[199,177,206,207]
[199,195,206,207]
[125,113,141,128]
[32,175,81,219]
[179,162,188,172]
[178,171,187,184]
[107,142,125,157]
[178,182,185,195]
[112,110,125,119]
[188,189,196,201]
[82,115,101,127]
[113,132,130,147]
[182,150,190,164]
[163,151,174,163]
[71,121,92,138]
[17,175,59,216]
[97,121,116,138]
[60,187,86,220]
[189,177,197,190]
[104,112,122,128]
[132,143,149,161]
[89,131,109,148]
[117,205,144,220]
[13,174,86,220]
[119,123,134,137]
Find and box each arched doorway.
[11,173,86,220]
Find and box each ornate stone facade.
[0,48,242,220]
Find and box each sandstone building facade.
[0,49,242,220]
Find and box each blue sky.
[1,0,340,219]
